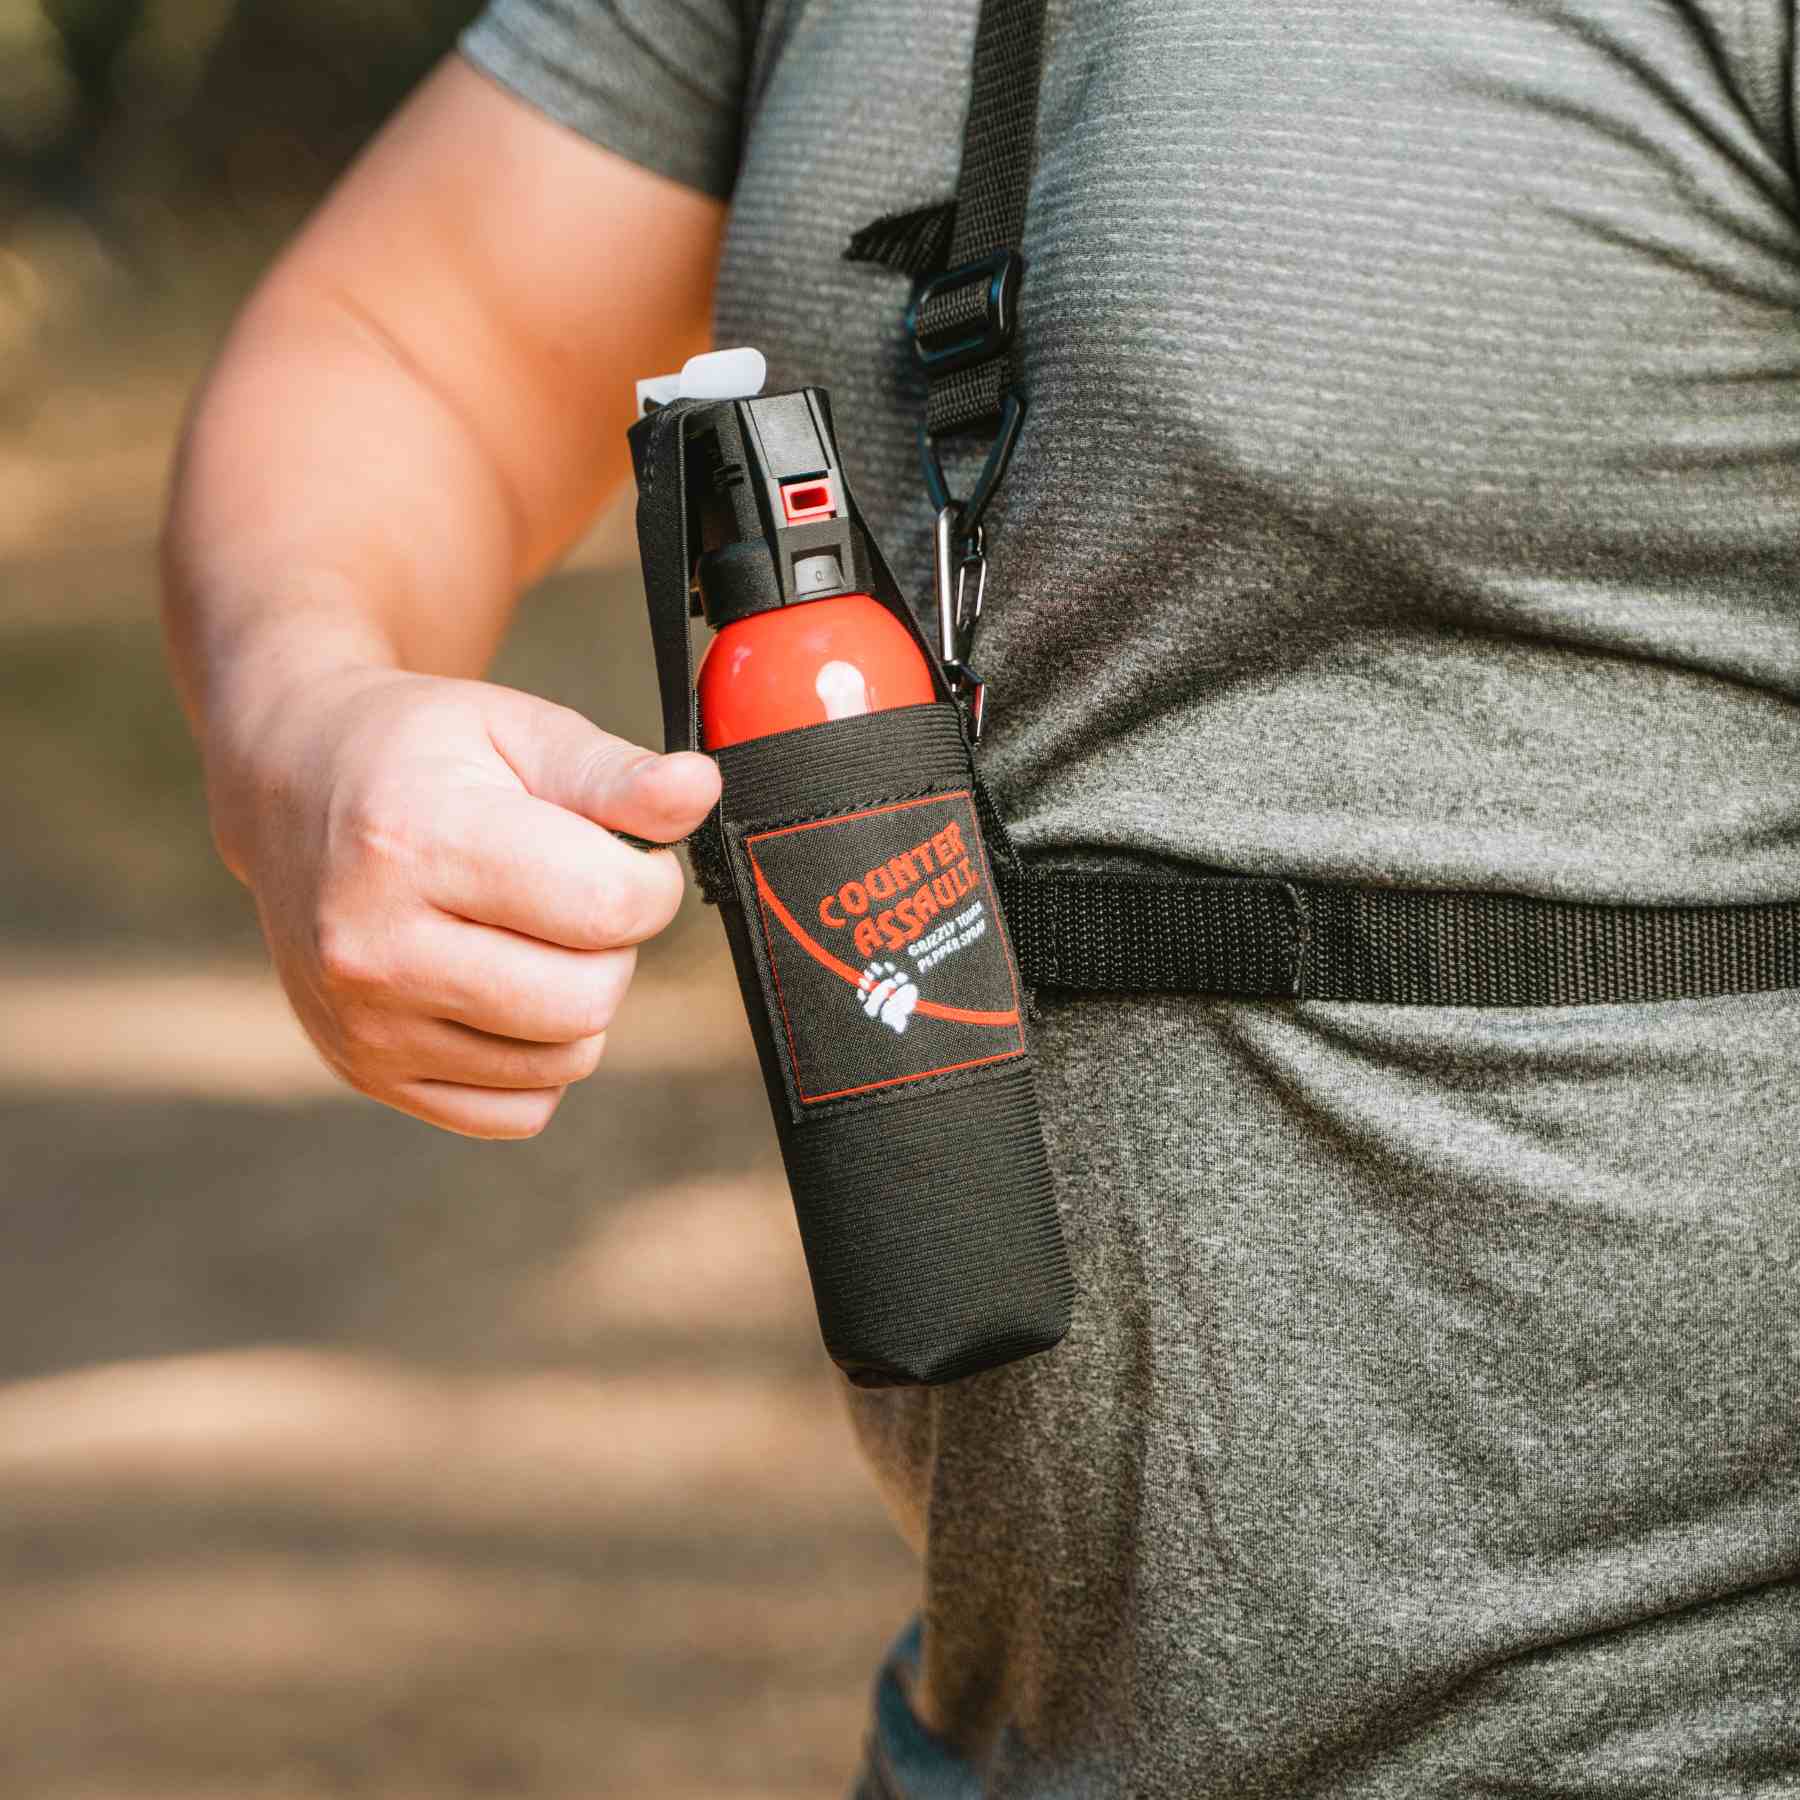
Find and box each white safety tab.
[635,346,767,419]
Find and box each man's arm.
[162,57,728,1138]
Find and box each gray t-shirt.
[464,3,1800,1793]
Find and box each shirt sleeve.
[460,0,752,200]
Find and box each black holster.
[627,391,1072,1387]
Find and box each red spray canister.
[682,399,936,747]
[698,583,936,749]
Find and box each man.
[163,2,1800,1793]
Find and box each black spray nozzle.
[675,387,874,629]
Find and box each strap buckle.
[908,249,1024,376]
[913,258,1027,746]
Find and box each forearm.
[153,56,729,1137]
[162,284,526,752]
[161,289,531,881]
[161,56,726,869]
[158,275,720,1133]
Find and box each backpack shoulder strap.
[847,0,1046,524]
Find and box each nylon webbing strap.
[846,0,1047,441]
[917,0,1046,437]
[627,396,702,758]
[999,872,1301,997]
[998,871,1800,1006]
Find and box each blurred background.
[0,3,916,1794]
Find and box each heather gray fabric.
[462,2,1800,1792]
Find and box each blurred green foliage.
[1,0,482,247]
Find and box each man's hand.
[221,664,719,1138]
[160,60,732,1137]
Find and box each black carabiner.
[919,389,1027,549]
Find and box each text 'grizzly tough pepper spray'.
[626,354,1072,1387]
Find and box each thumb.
[482,688,720,843]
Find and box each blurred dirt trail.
[0,242,917,1799]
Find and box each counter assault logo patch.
[743,790,1026,1105]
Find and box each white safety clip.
[634,346,768,419]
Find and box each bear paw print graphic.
[857,960,920,1035]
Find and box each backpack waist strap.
[998,870,1800,1006]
